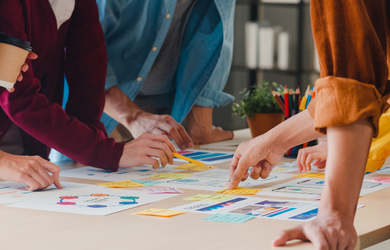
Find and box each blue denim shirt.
[97,0,236,135]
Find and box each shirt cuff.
[310,76,385,137]
[195,87,234,108]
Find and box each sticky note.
[130,180,164,187]
[184,194,234,202]
[216,187,262,195]
[149,173,194,179]
[174,163,218,171]
[140,187,185,194]
[271,168,285,173]
[373,177,390,183]
[294,173,325,179]
[133,208,186,217]
[202,213,255,223]
[97,180,144,188]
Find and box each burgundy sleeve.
[0,0,124,171]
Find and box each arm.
[104,86,193,150]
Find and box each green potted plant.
[232,82,284,138]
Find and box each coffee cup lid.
[0,32,32,52]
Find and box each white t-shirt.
[48,0,76,29]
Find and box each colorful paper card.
[140,187,185,194]
[174,163,217,171]
[175,150,234,164]
[97,180,144,188]
[184,194,234,202]
[373,177,390,183]
[130,180,165,187]
[202,213,255,223]
[216,187,262,195]
[149,173,194,179]
[294,173,325,179]
[133,208,186,217]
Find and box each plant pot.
[247,113,284,138]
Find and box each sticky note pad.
[174,163,218,171]
[202,213,255,223]
[149,173,194,179]
[97,180,144,188]
[294,173,325,179]
[373,177,390,183]
[133,208,186,217]
[216,187,262,195]
[130,180,165,187]
[184,194,234,202]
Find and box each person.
[0,0,176,172]
[96,0,236,148]
[225,1,390,249]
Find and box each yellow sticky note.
[174,163,218,171]
[97,180,145,188]
[271,168,285,173]
[184,194,234,202]
[149,173,194,179]
[133,208,186,217]
[294,173,325,179]
[216,187,262,195]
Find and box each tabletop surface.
[1,129,389,250]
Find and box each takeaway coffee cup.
[0,32,32,91]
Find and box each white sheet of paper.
[9,183,178,215]
[60,166,182,182]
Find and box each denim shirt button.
[136,77,142,82]
[152,47,157,51]
[165,14,171,19]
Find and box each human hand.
[297,139,328,172]
[273,211,357,250]
[127,111,193,150]
[14,52,38,90]
[225,134,286,189]
[119,133,177,169]
[0,151,62,191]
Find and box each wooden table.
[0,129,389,250]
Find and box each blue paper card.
[202,213,255,223]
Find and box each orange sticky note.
[216,187,262,195]
[133,208,186,217]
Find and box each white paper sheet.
[9,184,178,215]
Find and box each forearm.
[320,118,373,219]
[104,86,143,127]
[265,110,323,153]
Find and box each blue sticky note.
[130,180,164,187]
[202,213,255,223]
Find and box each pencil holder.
[284,139,318,158]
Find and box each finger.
[345,236,358,250]
[40,159,62,189]
[229,154,240,179]
[28,169,50,190]
[160,123,186,150]
[312,159,321,166]
[22,175,41,191]
[305,154,313,172]
[148,141,174,165]
[272,226,307,246]
[27,52,38,59]
[323,227,338,250]
[306,227,330,250]
[171,122,193,149]
[9,87,15,93]
[226,158,250,189]
[32,162,55,187]
[299,150,307,173]
[149,134,177,153]
[250,166,262,180]
[142,157,160,169]
[317,160,326,169]
[21,62,29,72]
[297,149,303,172]
[241,171,249,182]
[17,73,23,82]
[146,149,169,168]
[260,161,272,179]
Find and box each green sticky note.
[202,213,255,223]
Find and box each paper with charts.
[157,169,294,191]
[60,165,183,182]
[259,178,390,199]
[9,183,178,215]
[172,197,323,222]
[175,150,234,164]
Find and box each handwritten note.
[184,194,234,202]
[97,180,144,188]
[149,173,194,179]
[133,208,186,217]
[140,187,185,194]
[294,173,325,179]
[373,177,390,183]
[174,163,217,171]
[130,180,165,187]
[216,187,262,195]
[202,213,255,223]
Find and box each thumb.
[273,226,306,246]
[260,160,273,179]
[41,160,63,189]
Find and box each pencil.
[272,90,285,113]
[284,85,290,118]
[276,92,284,105]
[305,90,313,109]
[289,89,294,116]
[312,87,316,99]
[292,87,300,115]
[299,96,307,111]
[305,85,310,97]
[172,152,212,168]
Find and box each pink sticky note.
[373,177,390,183]
[140,187,185,194]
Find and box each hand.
[273,211,357,250]
[127,111,193,150]
[0,151,62,191]
[225,134,286,189]
[297,139,328,172]
[119,133,177,169]
[14,52,38,91]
